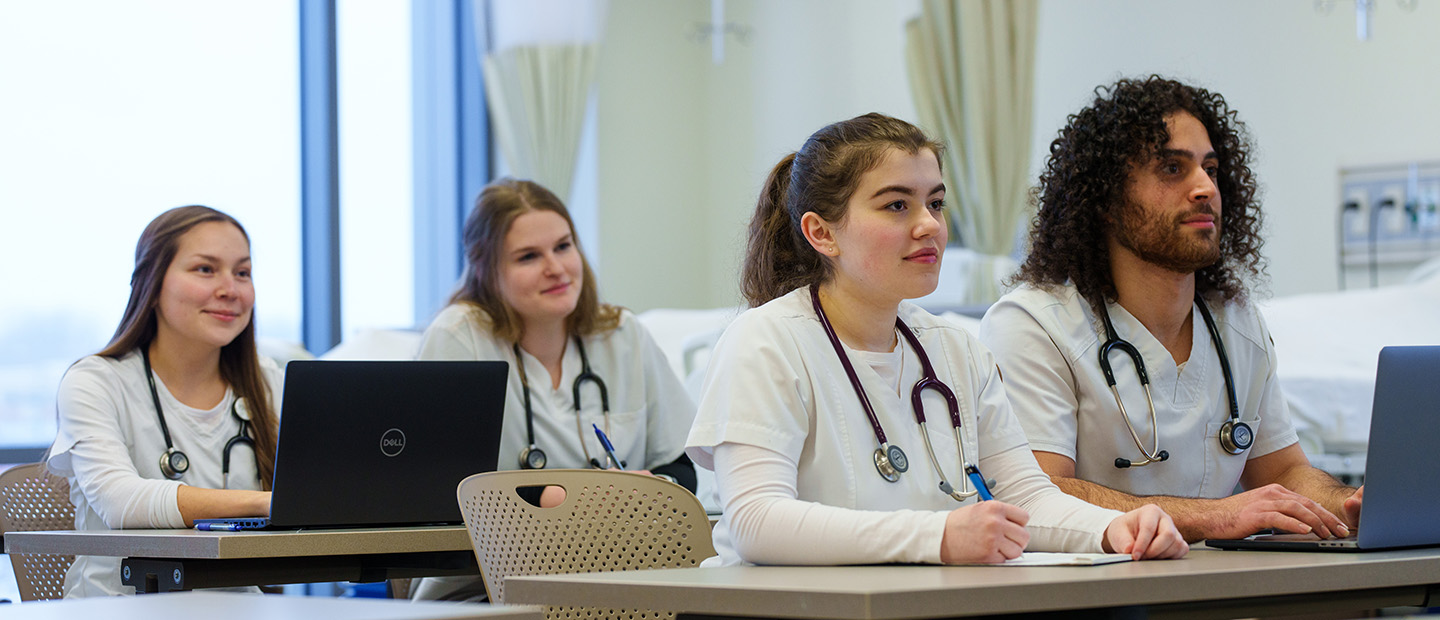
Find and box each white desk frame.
[3,526,477,593]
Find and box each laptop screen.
[268,360,507,528]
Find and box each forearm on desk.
[176,486,271,526]
[1048,475,1221,543]
[714,442,947,565]
[68,438,185,529]
[985,447,1115,553]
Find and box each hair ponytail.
[741,154,822,306]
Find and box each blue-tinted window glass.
[0,1,301,449]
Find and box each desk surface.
[0,592,539,620]
[4,526,470,559]
[505,547,1440,619]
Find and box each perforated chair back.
[0,463,77,601]
[457,469,716,619]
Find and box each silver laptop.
[1207,346,1440,552]
[196,360,506,530]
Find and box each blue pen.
[592,424,625,470]
[964,464,994,501]
[196,522,242,532]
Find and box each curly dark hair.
[1013,75,1266,311]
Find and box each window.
[0,1,301,452]
[338,0,416,334]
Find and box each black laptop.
[195,360,506,530]
[1207,346,1440,552]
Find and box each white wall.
[595,0,1440,310]
[596,0,917,310]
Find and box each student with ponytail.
[685,113,1188,566]
[47,206,282,596]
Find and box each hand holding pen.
[964,464,994,501]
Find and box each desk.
[505,547,1440,619]
[0,591,539,620]
[3,526,477,594]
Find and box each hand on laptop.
[178,487,272,526]
[1216,484,1349,540]
[1343,486,1364,529]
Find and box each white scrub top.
[47,350,283,597]
[980,283,1299,499]
[687,289,1119,565]
[417,303,694,473]
[414,304,695,600]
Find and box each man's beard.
[1114,199,1222,274]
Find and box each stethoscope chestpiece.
[159,447,189,480]
[872,445,908,482]
[519,445,548,470]
[1218,420,1253,455]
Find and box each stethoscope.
[512,338,617,470]
[1098,293,1253,469]
[141,348,258,487]
[810,285,980,501]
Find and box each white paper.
[993,552,1133,567]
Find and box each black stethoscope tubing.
[141,347,257,486]
[513,337,615,470]
[809,285,978,501]
[1098,292,1252,468]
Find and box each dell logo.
[380,428,406,457]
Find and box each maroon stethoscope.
[809,285,981,501]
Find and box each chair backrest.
[457,469,716,618]
[0,462,77,601]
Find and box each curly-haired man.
[980,76,1361,543]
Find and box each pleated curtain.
[481,44,598,202]
[905,0,1038,304]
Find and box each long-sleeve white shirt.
[686,289,1121,566]
[46,350,282,596]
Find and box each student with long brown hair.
[685,113,1187,566]
[47,205,281,596]
[413,178,695,601]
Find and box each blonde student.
[413,178,696,601]
[685,113,1188,566]
[47,206,282,596]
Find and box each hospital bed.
[1258,259,1440,483]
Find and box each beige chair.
[457,469,716,618]
[0,462,77,601]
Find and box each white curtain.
[905,0,1037,304]
[482,44,597,202]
